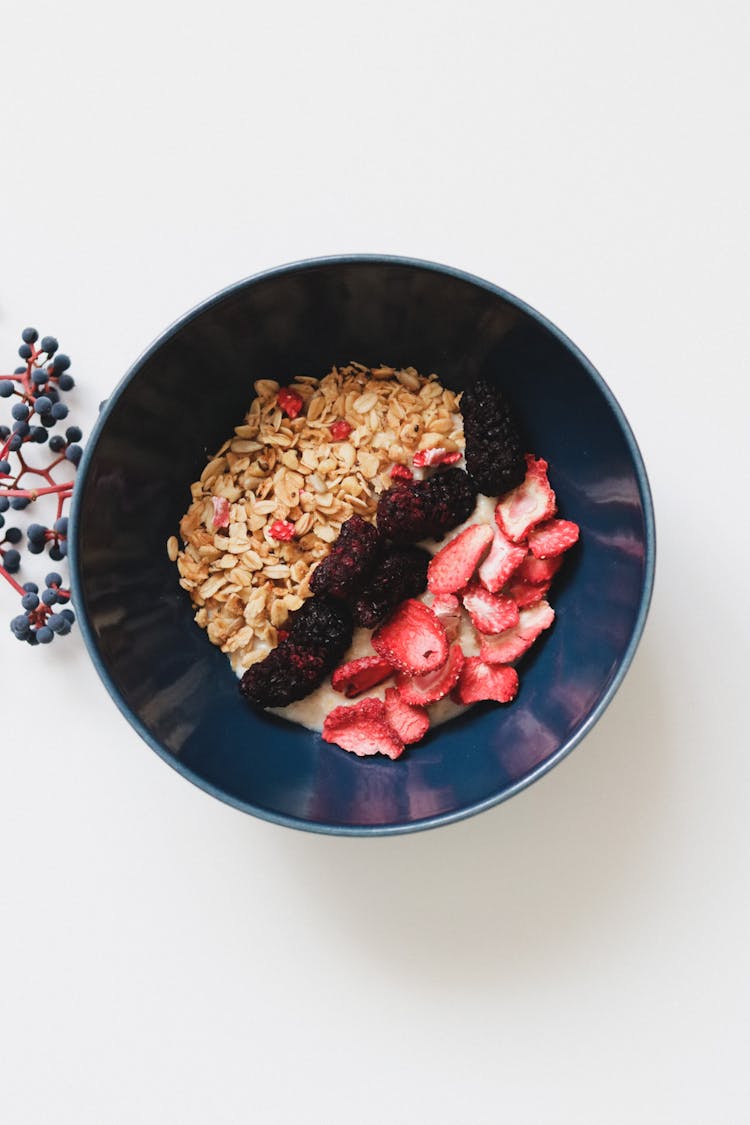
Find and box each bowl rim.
[69,253,656,836]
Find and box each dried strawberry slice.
[479,600,555,664]
[506,578,551,609]
[330,419,352,441]
[269,519,296,541]
[384,688,430,744]
[277,387,304,419]
[396,642,465,706]
[528,518,580,559]
[453,659,519,705]
[331,654,394,698]
[427,523,494,595]
[461,584,519,635]
[494,454,557,542]
[477,524,527,593]
[412,448,462,468]
[430,593,462,641]
[322,698,404,760]
[211,496,230,529]
[390,463,414,482]
[372,599,448,675]
[514,553,563,585]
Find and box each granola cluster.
[169,363,464,674]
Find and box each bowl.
[69,256,655,835]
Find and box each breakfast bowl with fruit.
[69,256,655,835]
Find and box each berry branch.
[0,328,82,644]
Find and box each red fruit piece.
[528,518,580,559]
[495,454,557,542]
[211,496,230,529]
[515,553,563,585]
[396,642,465,706]
[330,419,353,441]
[322,698,404,760]
[277,386,304,419]
[390,463,414,482]
[269,519,296,541]
[384,688,430,745]
[454,659,519,705]
[506,579,551,609]
[461,584,519,635]
[477,524,526,593]
[427,523,494,595]
[331,654,394,698]
[412,448,462,468]
[430,593,462,641]
[372,599,448,675]
[479,600,555,664]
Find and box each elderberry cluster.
[0,327,84,644]
[10,573,75,645]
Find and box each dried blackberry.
[239,596,353,708]
[460,378,526,496]
[376,467,476,544]
[309,514,382,600]
[239,643,328,708]
[287,595,353,661]
[353,546,431,628]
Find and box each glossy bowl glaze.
[70,256,655,835]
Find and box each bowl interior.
[71,259,653,833]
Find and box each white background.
[1,2,747,1122]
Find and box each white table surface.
[1,3,747,1122]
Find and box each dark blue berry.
[0,459,10,474]
[47,613,66,633]
[0,381,14,397]
[3,548,21,572]
[22,592,39,611]
[0,514,4,529]
[0,426,9,441]
[48,543,64,561]
[49,434,66,452]
[22,328,38,344]
[11,403,29,421]
[0,496,8,512]
[8,434,22,452]
[36,626,54,644]
[12,420,30,437]
[10,497,29,510]
[61,609,75,624]
[5,527,22,544]
[27,541,45,555]
[58,374,74,391]
[65,426,82,443]
[40,336,58,355]
[32,369,48,386]
[51,402,68,420]
[18,344,32,360]
[27,523,47,544]
[41,589,57,607]
[65,444,82,466]
[31,427,49,444]
[11,614,30,639]
[38,415,55,430]
[22,582,38,593]
[56,619,72,636]
[53,516,68,535]
[45,387,59,404]
[52,354,71,372]
[13,367,26,376]
[46,571,63,587]
[34,395,52,415]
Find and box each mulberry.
[460,379,526,496]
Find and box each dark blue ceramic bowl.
[70,256,654,835]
